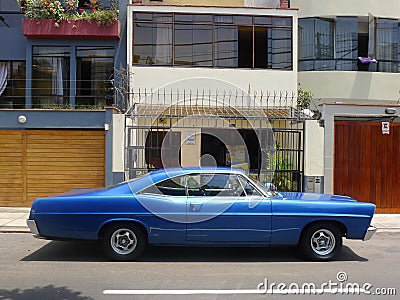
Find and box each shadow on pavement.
[0,285,93,300]
[21,240,368,263]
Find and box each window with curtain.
[133,13,173,66]
[299,16,400,73]
[76,46,114,107]
[298,18,335,71]
[377,18,399,72]
[336,17,358,71]
[32,46,70,107]
[298,18,315,71]
[0,61,26,108]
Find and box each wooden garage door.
[0,131,24,206]
[0,130,105,207]
[334,121,400,213]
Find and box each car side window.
[187,174,244,197]
[140,176,186,196]
[238,176,263,197]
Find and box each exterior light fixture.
[18,115,27,124]
[385,108,397,115]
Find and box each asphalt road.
[0,232,399,300]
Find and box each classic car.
[27,167,376,261]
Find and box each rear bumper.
[363,226,377,241]
[26,219,45,239]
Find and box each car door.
[186,173,272,243]
[136,175,187,244]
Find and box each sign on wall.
[382,122,390,135]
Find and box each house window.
[0,61,26,108]
[336,17,358,71]
[299,16,400,73]
[377,18,399,72]
[298,18,334,71]
[32,46,70,108]
[76,46,114,107]
[133,12,293,70]
[174,14,213,67]
[133,13,173,65]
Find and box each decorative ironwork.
[123,88,307,192]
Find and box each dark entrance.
[145,130,181,169]
[201,132,228,166]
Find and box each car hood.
[279,192,357,202]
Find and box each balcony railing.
[0,79,116,109]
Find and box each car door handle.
[190,203,202,212]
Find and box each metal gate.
[124,89,306,192]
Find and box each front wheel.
[101,223,147,261]
[299,223,342,261]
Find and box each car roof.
[125,167,246,193]
[148,167,245,179]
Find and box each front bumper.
[26,219,44,239]
[363,226,377,241]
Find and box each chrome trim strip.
[363,226,377,241]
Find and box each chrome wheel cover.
[310,229,336,256]
[110,228,137,255]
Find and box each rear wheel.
[101,223,147,261]
[299,223,342,261]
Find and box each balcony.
[22,19,120,39]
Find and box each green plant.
[264,143,294,191]
[84,9,118,26]
[297,87,312,110]
[17,0,118,26]
[21,0,69,22]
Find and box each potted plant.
[18,0,120,38]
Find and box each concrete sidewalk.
[1,206,400,233]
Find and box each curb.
[0,227,30,233]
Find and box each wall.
[0,13,26,60]
[112,113,126,183]
[298,72,400,104]
[140,0,244,6]
[179,128,202,167]
[304,120,324,176]
[132,68,297,96]
[292,0,400,19]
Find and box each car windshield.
[247,176,279,197]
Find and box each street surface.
[0,232,399,299]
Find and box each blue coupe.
[27,167,376,261]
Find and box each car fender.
[97,218,150,239]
